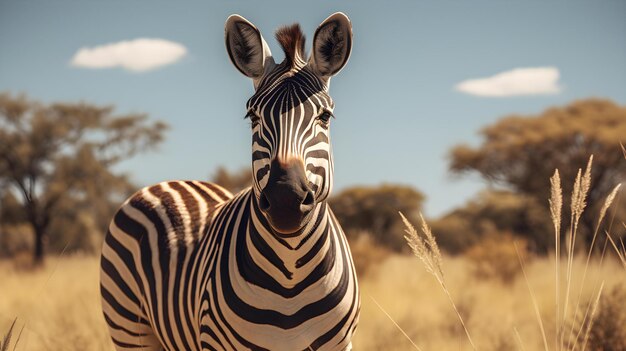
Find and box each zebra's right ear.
[225,15,275,85]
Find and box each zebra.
[100,12,359,351]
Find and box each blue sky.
[1,0,625,217]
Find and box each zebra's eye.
[318,111,333,125]
[245,110,261,127]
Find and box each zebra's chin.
[264,205,316,237]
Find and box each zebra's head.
[225,13,352,235]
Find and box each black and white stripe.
[101,13,359,351]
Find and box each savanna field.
[2,151,626,351]
[1,2,626,348]
[2,99,626,350]
[1,253,624,350]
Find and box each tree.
[211,166,252,194]
[430,190,552,253]
[0,93,167,264]
[449,99,626,250]
[330,184,424,252]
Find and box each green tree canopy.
[449,99,626,249]
[0,93,167,263]
[330,184,424,252]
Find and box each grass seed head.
[400,212,443,280]
[549,169,563,236]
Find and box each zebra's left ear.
[308,13,353,79]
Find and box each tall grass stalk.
[560,156,592,350]
[549,169,562,351]
[399,154,618,351]
[514,327,527,351]
[515,242,550,351]
[571,281,604,351]
[567,184,620,349]
[606,227,626,268]
[612,142,626,267]
[1,318,23,351]
[0,320,14,351]
[400,212,477,351]
[545,155,615,351]
[14,231,76,349]
[369,295,423,351]
[581,282,604,351]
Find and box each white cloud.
[70,38,187,72]
[455,67,562,97]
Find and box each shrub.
[347,232,391,276]
[331,184,424,252]
[584,285,626,351]
[431,190,552,254]
[0,224,33,258]
[465,232,530,284]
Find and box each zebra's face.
[226,13,352,235]
[246,70,334,233]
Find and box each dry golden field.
[1,252,623,351]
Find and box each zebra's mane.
[275,24,306,68]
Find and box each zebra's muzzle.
[259,158,315,235]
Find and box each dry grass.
[606,227,626,269]
[583,285,626,350]
[356,254,624,351]
[389,155,626,351]
[401,212,476,350]
[1,318,23,351]
[465,233,529,284]
[349,233,392,276]
[0,253,623,350]
[1,155,624,350]
[0,255,113,351]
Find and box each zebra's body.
[101,13,359,351]
[101,181,229,350]
[101,181,358,350]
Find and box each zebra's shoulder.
[127,180,233,205]
[126,180,234,221]
[109,181,235,248]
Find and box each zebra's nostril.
[302,190,315,207]
[259,192,270,212]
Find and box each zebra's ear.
[309,13,353,79]
[225,15,275,84]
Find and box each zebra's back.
[100,180,233,350]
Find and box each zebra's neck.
[237,191,334,288]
